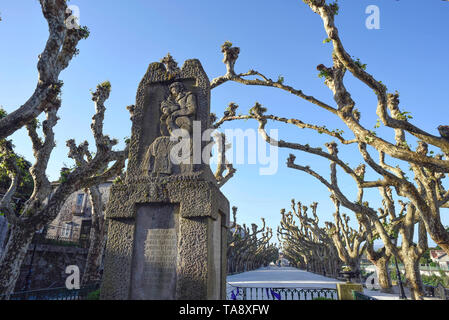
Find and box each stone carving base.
[100,177,229,300]
[336,282,364,300]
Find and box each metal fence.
[32,229,90,249]
[361,262,449,272]
[2,283,100,300]
[227,286,338,300]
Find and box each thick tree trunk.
[81,186,106,286]
[0,226,34,299]
[403,258,424,300]
[433,233,449,256]
[374,257,392,293]
[81,221,105,285]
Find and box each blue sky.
[1,0,448,246]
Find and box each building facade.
[430,250,449,269]
[45,181,113,246]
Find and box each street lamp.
[390,233,407,299]
[393,256,407,300]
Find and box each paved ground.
[227,266,342,289]
[226,266,413,300]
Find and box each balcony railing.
[227,285,338,300]
[2,283,100,300]
[32,230,89,249]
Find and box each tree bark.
[403,258,424,300]
[81,186,106,286]
[81,224,104,285]
[374,257,392,293]
[0,226,34,299]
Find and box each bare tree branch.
[0,0,88,140]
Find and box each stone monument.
[100,54,230,300]
[436,283,447,300]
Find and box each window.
[61,222,73,238]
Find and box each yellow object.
[336,283,364,300]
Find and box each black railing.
[2,283,100,300]
[227,286,338,300]
[32,232,89,249]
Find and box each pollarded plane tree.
[279,240,307,270]
[227,208,277,273]
[0,1,130,298]
[276,213,309,270]
[0,0,88,140]
[277,222,309,270]
[278,211,326,274]
[306,201,342,277]
[341,184,428,299]
[81,170,114,286]
[234,222,265,273]
[228,222,260,273]
[340,164,396,293]
[294,140,427,298]
[254,237,279,269]
[288,139,427,298]
[0,82,129,298]
[367,187,428,300]
[227,206,240,273]
[294,142,427,298]
[278,205,317,271]
[246,226,277,271]
[277,200,342,277]
[351,182,397,292]
[210,1,449,257]
[325,194,367,279]
[296,201,340,276]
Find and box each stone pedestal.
[436,283,447,300]
[336,282,364,300]
[100,178,229,300]
[100,56,229,300]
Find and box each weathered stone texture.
[127,59,211,180]
[101,58,229,300]
[100,219,134,299]
[130,204,178,300]
[101,178,229,300]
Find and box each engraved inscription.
[143,229,177,292]
[130,204,178,300]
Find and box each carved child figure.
[160,82,197,135]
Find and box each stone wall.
[14,244,88,292]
